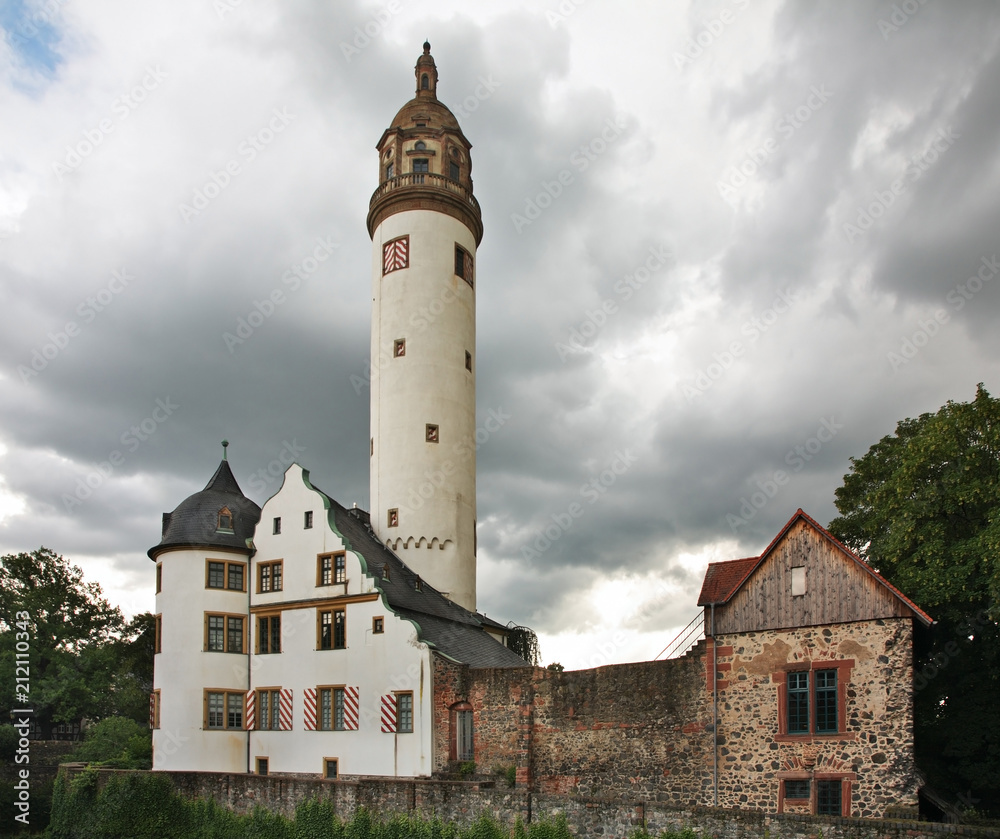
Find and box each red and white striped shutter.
[343,686,360,731]
[303,688,317,731]
[149,693,156,729]
[279,688,293,731]
[245,690,256,730]
[380,693,397,733]
[382,237,408,274]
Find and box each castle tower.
[367,43,483,612]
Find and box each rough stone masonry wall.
[63,767,1000,839]
[714,617,918,816]
[434,641,715,803]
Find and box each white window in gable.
[791,565,806,597]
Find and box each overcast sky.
[2,0,999,669]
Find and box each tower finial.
[221,439,229,461]
[423,40,431,54]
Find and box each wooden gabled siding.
[709,520,912,635]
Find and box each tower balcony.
[367,173,483,246]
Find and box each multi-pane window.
[786,669,838,735]
[817,780,842,815]
[205,614,244,653]
[784,779,809,800]
[319,609,346,650]
[304,510,313,529]
[319,687,346,731]
[324,759,338,779]
[456,709,473,760]
[397,692,413,733]
[258,689,281,731]
[454,245,473,286]
[412,158,429,173]
[787,671,810,734]
[259,561,282,592]
[372,616,384,634]
[258,614,281,654]
[206,690,243,730]
[449,160,460,180]
[207,560,245,591]
[318,552,347,586]
[385,163,394,180]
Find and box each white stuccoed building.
[149,44,527,778]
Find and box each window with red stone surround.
[777,772,854,816]
[773,659,855,741]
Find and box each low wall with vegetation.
[50,767,1000,839]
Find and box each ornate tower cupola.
[367,45,483,612]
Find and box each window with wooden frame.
[150,690,161,730]
[323,758,339,779]
[454,244,473,287]
[776,661,851,739]
[204,613,245,654]
[372,616,384,634]
[206,559,245,591]
[396,691,414,733]
[154,614,162,654]
[817,779,843,815]
[257,613,281,654]
[204,689,244,730]
[155,563,162,593]
[382,236,409,275]
[318,608,346,650]
[256,757,269,775]
[217,506,234,532]
[257,689,281,731]
[318,686,347,731]
[318,552,347,586]
[258,560,283,593]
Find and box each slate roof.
[697,509,933,626]
[148,459,261,560]
[311,475,529,669]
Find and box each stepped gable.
[327,495,528,668]
[149,457,261,559]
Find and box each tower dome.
[148,447,260,559]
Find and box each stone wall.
[64,767,1000,839]
[435,618,920,817]
[713,617,918,816]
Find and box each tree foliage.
[0,547,154,733]
[506,623,541,666]
[828,384,1000,813]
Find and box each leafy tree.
[829,384,1000,814]
[67,716,151,768]
[0,547,152,734]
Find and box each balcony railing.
[369,172,481,215]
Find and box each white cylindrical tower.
[148,444,260,771]
[368,43,483,612]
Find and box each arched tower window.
[421,73,429,90]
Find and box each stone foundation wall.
[64,768,1000,839]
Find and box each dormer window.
[382,565,391,581]
[217,508,234,532]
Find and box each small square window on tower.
[387,508,399,528]
[454,245,473,286]
[425,423,439,443]
[382,236,409,275]
[394,338,405,357]
[465,350,472,372]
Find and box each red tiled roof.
[696,509,933,626]
[697,557,757,606]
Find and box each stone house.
[434,509,931,818]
